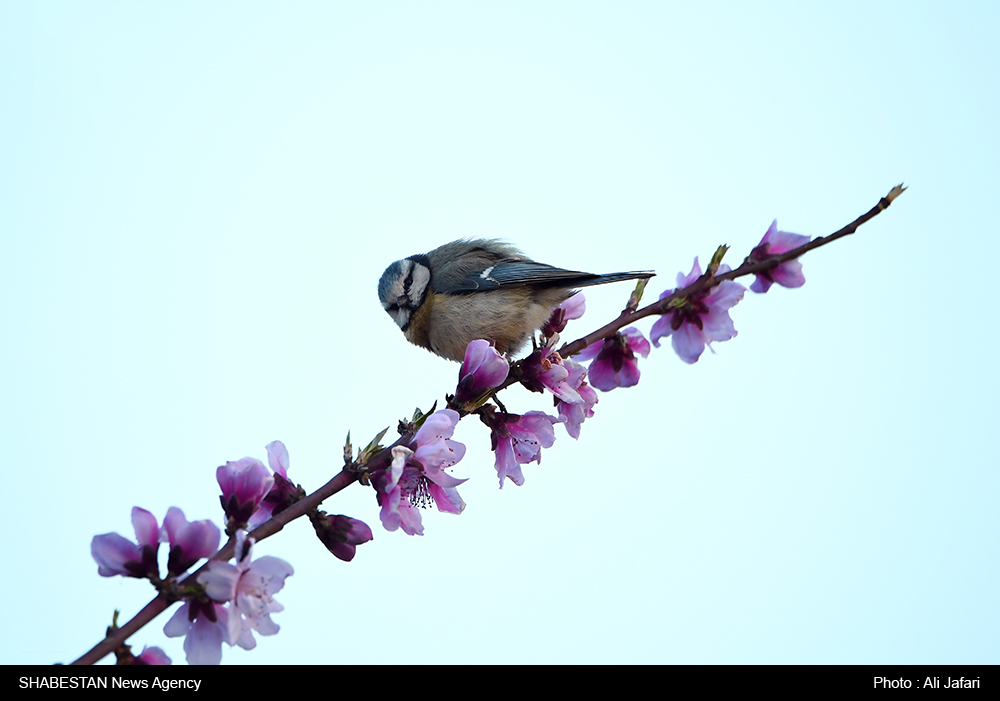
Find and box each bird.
[377,238,654,362]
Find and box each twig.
[558,184,906,357]
[72,468,360,665]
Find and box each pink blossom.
[372,410,467,535]
[315,514,374,562]
[117,645,171,665]
[162,507,221,576]
[374,444,466,535]
[561,292,587,320]
[199,532,293,652]
[490,410,558,487]
[217,456,274,532]
[541,291,586,337]
[132,646,171,665]
[454,340,509,404]
[247,440,299,529]
[748,220,810,294]
[521,345,582,404]
[649,258,746,364]
[91,506,161,579]
[411,409,467,483]
[577,327,650,391]
[372,447,426,535]
[555,359,598,439]
[163,599,231,665]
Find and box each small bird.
[377,238,654,362]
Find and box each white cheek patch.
[409,263,431,302]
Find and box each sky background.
[2,2,997,665]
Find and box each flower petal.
[200,561,240,603]
[414,409,460,444]
[429,483,466,514]
[765,226,810,254]
[770,259,806,288]
[91,532,141,577]
[587,355,620,390]
[671,324,706,364]
[703,280,746,311]
[649,314,674,348]
[265,441,290,478]
[622,327,651,357]
[561,291,586,320]
[183,614,226,665]
[131,507,160,549]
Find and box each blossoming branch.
[75,184,904,665]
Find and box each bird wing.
[441,260,603,293]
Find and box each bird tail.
[576,270,655,287]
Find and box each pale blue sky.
[2,2,997,664]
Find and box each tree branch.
[72,184,905,665]
[558,184,906,357]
